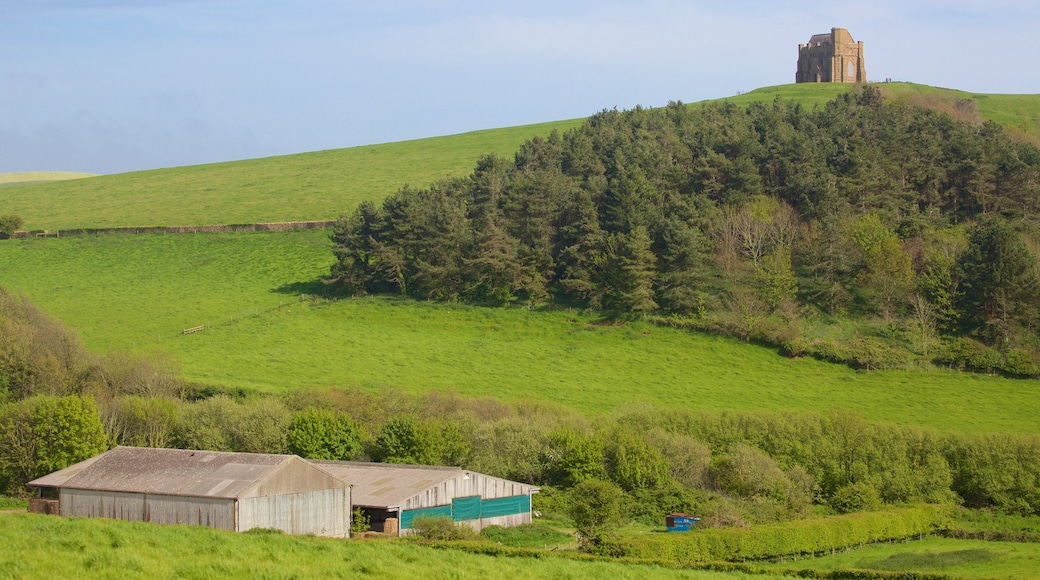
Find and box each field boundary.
[9,220,336,239]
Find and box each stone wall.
[796,27,866,83]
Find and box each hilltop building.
[796,27,866,83]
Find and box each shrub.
[0,215,23,239]
[830,481,882,514]
[410,516,479,541]
[625,505,951,564]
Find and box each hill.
[4,83,1038,231]
[0,171,96,189]
[2,231,1038,434]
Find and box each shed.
[27,447,350,537]
[314,461,538,536]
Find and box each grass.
[952,509,1040,535]
[6,83,1038,231]
[3,232,1040,433]
[0,497,27,511]
[1,120,583,231]
[0,171,96,189]
[757,536,1040,579]
[0,512,778,579]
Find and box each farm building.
[27,447,350,537]
[314,461,538,536]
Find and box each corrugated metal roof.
[28,447,296,499]
[313,461,538,509]
[313,461,463,508]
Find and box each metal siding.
[238,488,349,537]
[59,489,235,530]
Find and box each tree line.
[2,290,1039,524]
[330,86,1040,376]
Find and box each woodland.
[331,86,1040,376]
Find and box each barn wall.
[238,488,350,537]
[401,474,533,510]
[59,489,235,530]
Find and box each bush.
[830,481,882,514]
[410,516,479,541]
[0,215,23,239]
[625,505,951,564]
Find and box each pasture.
[2,232,1039,433]
[0,513,772,579]
[757,536,1040,579]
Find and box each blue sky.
[1,0,1038,175]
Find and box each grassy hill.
[4,83,1038,231]
[0,171,96,189]
[3,231,1038,434]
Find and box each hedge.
[624,505,952,564]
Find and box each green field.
[758,536,1040,579]
[3,232,1039,432]
[0,120,582,231]
[5,83,1038,232]
[0,171,96,189]
[0,513,771,579]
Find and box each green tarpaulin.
[399,504,452,529]
[480,495,530,518]
[399,495,530,528]
[451,496,481,521]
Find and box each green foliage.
[0,395,108,494]
[410,516,479,541]
[479,523,574,548]
[286,408,362,460]
[374,416,469,466]
[568,479,626,553]
[544,428,606,486]
[956,216,1040,346]
[604,429,670,491]
[830,482,883,514]
[349,508,371,535]
[0,215,23,238]
[174,395,289,454]
[625,505,951,564]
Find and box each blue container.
[665,513,700,532]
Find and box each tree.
[567,479,627,555]
[374,416,469,466]
[0,395,108,494]
[851,214,913,317]
[287,408,363,460]
[956,216,1040,346]
[0,215,23,239]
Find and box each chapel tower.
[796,27,866,83]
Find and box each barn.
[27,446,351,537]
[314,461,538,536]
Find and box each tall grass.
[0,513,774,579]
[2,232,1039,433]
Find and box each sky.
[1,0,1038,175]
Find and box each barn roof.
[313,461,539,509]
[313,461,461,507]
[28,447,318,499]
